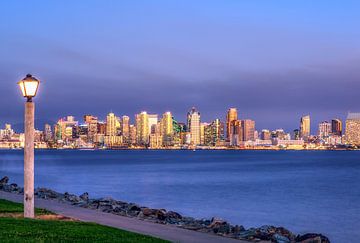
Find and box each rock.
[273,233,291,243]
[79,192,89,201]
[141,208,154,217]
[209,218,231,235]
[0,176,9,185]
[156,209,167,221]
[126,204,141,217]
[64,192,81,203]
[296,233,330,243]
[166,211,182,220]
[232,225,246,234]
[35,188,62,199]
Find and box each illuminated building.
[345,113,360,145]
[331,119,342,136]
[206,119,224,146]
[318,121,331,138]
[162,112,173,146]
[293,129,300,140]
[136,111,149,145]
[230,120,242,145]
[121,115,130,143]
[226,108,238,141]
[260,129,271,140]
[187,107,201,145]
[200,122,209,145]
[105,112,118,146]
[44,124,53,142]
[84,115,98,141]
[300,115,311,139]
[55,116,78,141]
[106,112,117,136]
[242,119,255,141]
[129,125,136,145]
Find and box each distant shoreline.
[0,147,359,151]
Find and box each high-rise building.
[226,108,238,141]
[187,107,201,145]
[230,120,242,145]
[106,113,117,136]
[84,115,98,141]
[55,116,78,141]
[300,115,311,139]
[318,121,331,138]
[121,115,130,143]
[207,119,224,146]
[162,112,173,146]
[129,125,136,145]
[136,111,149,145]
[44,124,53,142]
[200,122,209,145]
[260,129,271,140]
[331,119,342,136]
[148,114,158,133]
[293,129,300,140]
[242,119,255,141]
[345,113,360,145]
[105,112,119,146]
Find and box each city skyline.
[1,1,360,132]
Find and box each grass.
[0,199,168,243]
[0,199,51,215]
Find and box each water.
[0,150,359,243]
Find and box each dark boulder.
[209,218,231,234]
[296,233,330,243]
[35,188,62,199]
[79,192,89,201]
[155,209,167,221]
[0,176,9,185]
[166,211,182,220]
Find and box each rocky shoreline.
[0,176,330,243]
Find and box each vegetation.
[0,199,168,243]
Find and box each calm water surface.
[0,150,359,243]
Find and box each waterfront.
[0,150,359,243]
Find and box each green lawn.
[0,199,168,243]
[0,199,51,215]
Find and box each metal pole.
[24,101,34,218]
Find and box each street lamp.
[18,74,40,218]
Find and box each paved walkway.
[0,191,249,243]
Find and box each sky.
[0,0,359,132]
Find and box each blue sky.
[0,0,359,132]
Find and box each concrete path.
[0,191,249,243]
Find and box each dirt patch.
[0,213,77,221]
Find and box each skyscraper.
[148,114,158,134]
[84,115,98,141]
[44,124,53,142]
[318,121,331,138]
[300,115,311,139]
[331,119,342,136]
[162,112,173,146]
[136,111,149,145]
[121,115,130,143]
[106,113,117,136]
[209,119,224,146]
[187,107,201,145]
[345,113,360,145]
[105,112,118,146]
[226,108,238,141]
[242,119,255,141]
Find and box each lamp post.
[18,74,40,218]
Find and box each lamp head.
[18,74,40,102]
